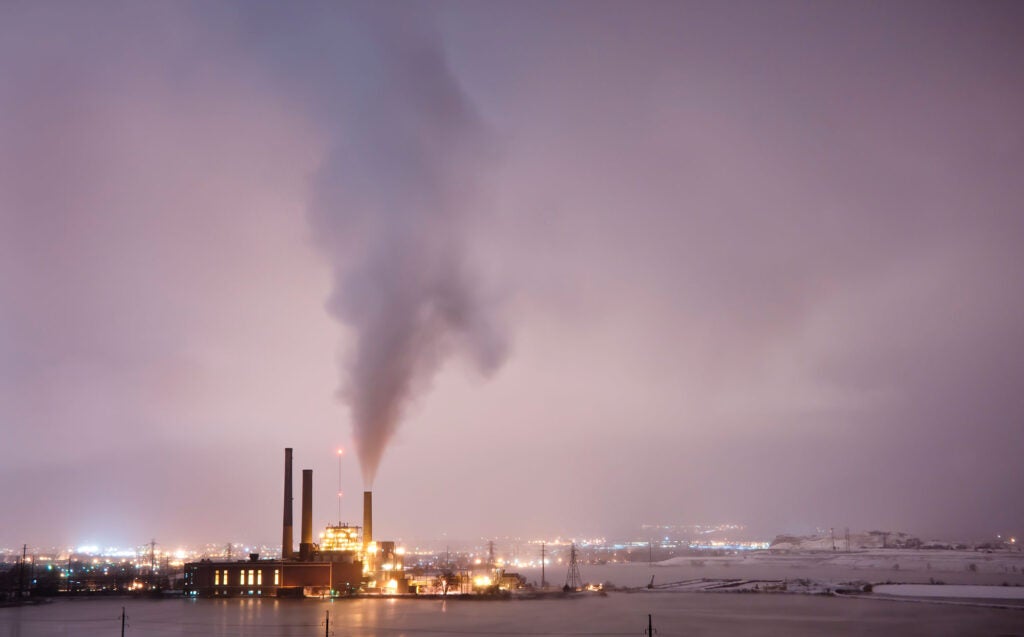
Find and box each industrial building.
[183,448,389,597]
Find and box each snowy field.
[514,549,1024,591]
[655,549,1024,577]
[651,549,1024,584]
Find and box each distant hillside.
[769,531,922,551]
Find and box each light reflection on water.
[2,593,1023,637]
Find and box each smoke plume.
[303,10,508,486]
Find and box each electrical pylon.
[564,542,582,590]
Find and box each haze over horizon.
[2,1,1023,549]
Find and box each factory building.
[183,553,362,597]
[184,448,371,597]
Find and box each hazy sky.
[2,1,1023,549]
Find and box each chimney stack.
[363,490,373,570]
[282,448,294,559]
[363,491,373,548]
[300,469,314,560]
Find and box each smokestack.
[363,491,373,547]
[282,448,294,559]
[300,469,314,560]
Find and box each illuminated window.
[274,569,280,585]
[257,570,262,585]
[248,569,254,585]
[215,570,220,586]
[239,570,245,585]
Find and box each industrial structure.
[184,448,371,597]
[183,446,519,598]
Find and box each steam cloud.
[303,11,508,486]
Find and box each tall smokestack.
[363,491,373,547]
[282,448,294,559]
[300,469,314,560]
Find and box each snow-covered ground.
[872,584,1024,600]
[635,577,857,595]
[515,550,1024,595]
[655,549,1024,579]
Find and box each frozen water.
[873,584,1024,600]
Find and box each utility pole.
[645,613,655,636]
[541,543,546,589]
[18,544,27,598]
[120,606,127,637]
[324,609,331,637]
[149,539,157,589]
[67,553,73,593]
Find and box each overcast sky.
[2,1,1023,549]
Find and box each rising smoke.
[298,8,508,486]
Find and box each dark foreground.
[1,593,1022,637]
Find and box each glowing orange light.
[337,448,344,456]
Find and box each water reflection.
[2,593,1022,636]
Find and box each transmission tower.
[564,543,582,591]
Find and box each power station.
[183,448,405,597]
